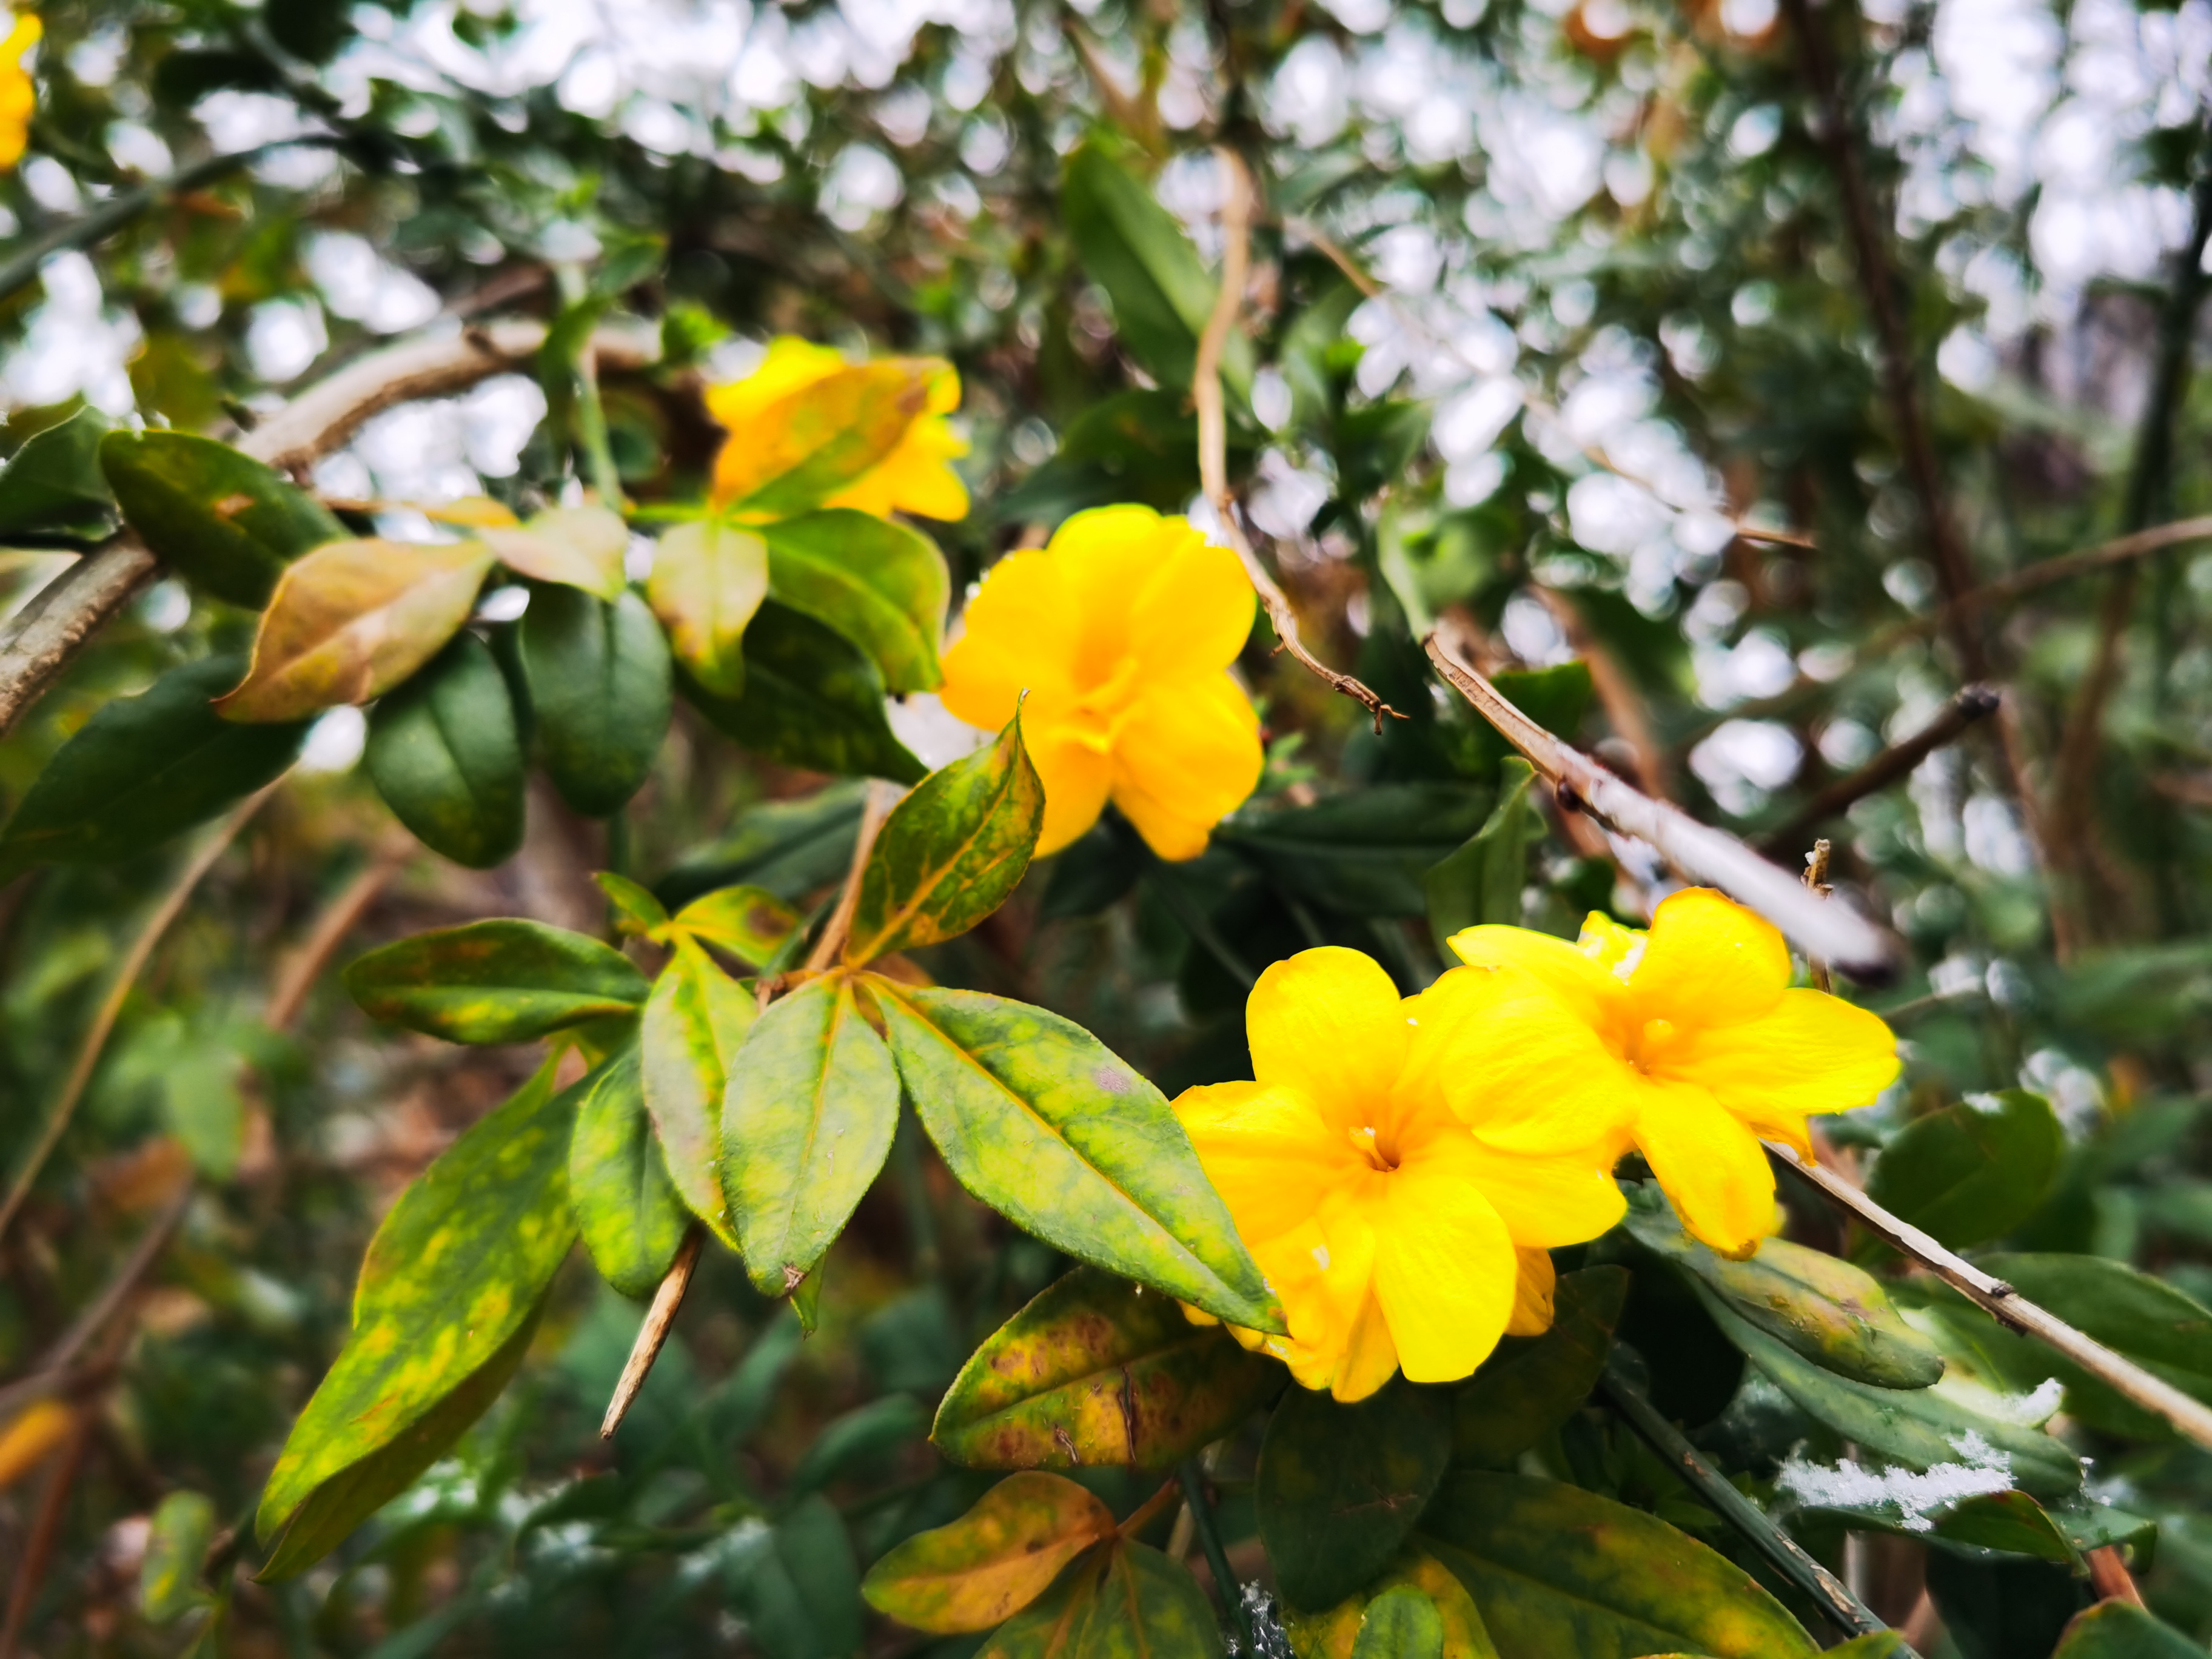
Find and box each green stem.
[1600,1362,1905,1649]
[1148,862,1255,988]
[1177,1458,1253,1654]
[554,264,626,510]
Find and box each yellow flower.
[1172,947,1629,1402]
[1447,888,1899,1259]
[705,335,969,521]
[0,13,39,172]
[937,504,1264,861]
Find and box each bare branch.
[1199,159,1406,736]
[1424,633,1899,979]
[600,1229,705,1440]
[0,537,159,737]
[1769,1141,2212,1452]
[1759,684,1999,857]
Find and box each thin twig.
[263,840,411,1033]
[1177,1458,1253,1652]
[1767,1142,2212,1450]
[1801,838,1834,994]
[605,780,899,1437]
[600,1229,703,1440]
[1424,633,1897,979]
[0,537,159,738]
[1759,685,1999,857]
[2086,1546,2147,1606]
[1535,585,1673,800]
[1603,1364,1903,1647]
[0,1404,92,1659]
[0,783,278,1249]
[1197,157,1405,737]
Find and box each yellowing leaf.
[423,495,520,529]
[483,505,629,600]
[665,883,797,967]
[0,1398,75,1490]
[717,359,948,518]
[861,1471,1115,1634]
[1285,1551,1499,1659]
[216,538,494,724]
[646,519,768,697]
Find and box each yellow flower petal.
[825,413,971,521]
[1175,1080,1348,1248]
[1447,922,1624,1033]
[1457,1138,1627,1247]
[1409,964,1634,1155]
[1509,1247,1557,1337]
[703,336,843,431]
[1244,948,1407,1131]
[1660,987,1899,1130]
[937,551,1079,731]
[1370,1141,1518,1384]
[1108,675,1262,862]
[1333,1292,1401,1403]
[1629,888,1790,1029]
[1050,505,1182,683]
[1634,1081,1777,1258]
[1030,725,1114,856]
[1129,536,1255,680]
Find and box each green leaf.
[1978,1252,2212,1439]
[1865,1091,2065,1249]
[1698,1294,2082,1499]
[0,655,304,879]
[215,539,495,723]
[344,919,651,1043]
[762,509,950,694]
[364,632,527,870]
[570,1045,688,1298]
[862,1470,1116,1634]
[719,358,953,520]
[1453,1267,1628,1467]
[1426,758,1538,953]
[140,1490,218,1623]
[640,936,755,1245]
[520,585,674,817]
[597,870,671,935]
[256,1061,578,1572]
[1472,666,1594,772]
[1353,1587,1448,1659]
[933,1265,1279,1470]
[1798,1487,2077,1564]
[656,782,869,907]
[870,979,1280,1331]
[722,973,900,1294]
[845,714,1044,964]
[1258,1379,1453,1610]
[0,407,116,544]
[1624,1196,1944,1389]
[1421,1473,1822,1658]
[646,518,768,697]
[1219,785,1495,916]
[2052,1603,2205,1658]
[1284,1549,1500,1659]
[679,598,926,784]
[101,431,346,608]
[980,1541,1226,1659]
[725,1495,866,1659]
[666,885,798,967]
[1062,142,1252,398]
[999,389,1256,527]
[1818,1636,1910,1658]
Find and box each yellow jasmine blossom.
[937,504,1263,861]
[1172,947,1629,1402]
[705,335,969,521]
[1447,888,1899,1259]
[0,13,39,172]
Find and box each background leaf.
[845,714,1043,964]
[1426,758,1538,953]
[569,1045,689,1298]
[719,358,948,518]
[483,506,629,600]
[1977,1253,2212,1439]
[641,935,755,1246]
[762,509,949,694]
[1452,1266,1627,1468]
[520,585,674,817]
[933,1265,1279,1469]
[344,919,651,1043]
[101,431,346,608]
[364,631,528,869]
[0,406,116,545]
[1866,1091,2065,1249]
[1285,1550,1500,1659]
[666,884,797,967]
[646,518,768,697]
[860,1470,1115,1634]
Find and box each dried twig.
[1759,685,1999,857]
[1425,633,1897,979]
[1768,1142,2212,1450]
[1199,160,1404,736]
[0,320,660,743]
[0,783,279,1249]
[603,779,900,1438]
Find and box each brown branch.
[0,783,279,1249]
[0,321,660,743]
[1425,634,1898,979]
[1199,159,1405,736]
[263,840,411,1033]
[2086,1546,2146,1606]
[1768,1141,2212,1450]
[604,779,900,1439]
[0,1403,92,1659]
[1535,585,1673,800]
[1759,685,1999,856]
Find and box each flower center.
[1347,1124,1399,1172]
[1621,1016,1680,1071]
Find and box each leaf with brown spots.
[343,918,651,1043]
[216,538,494,722]
[255,1058,580,1574]
[934,1266,1276,1471]
[861,1472,1116,1634]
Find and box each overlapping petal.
[1130,536,1256,680]
[1109,676,1262,863]
[1028,726,1113,858]
[1370,1144,1517,1385]
[1245,948,1406,1128]
[1629,887,1791,1029]
[1509,1247,1557,1336]
[1410,964,1631,1154]
[1447,923,1623,1033]
[1457,1138,1627,1247]
[1658,987,1899,1124]
[1634,1079,1777,1258]
[938,552,1079,728]
[1174,1080,1347,1247]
